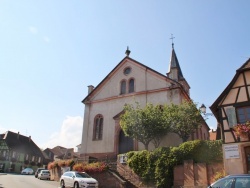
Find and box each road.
[0,173,60,188]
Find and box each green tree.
[120,103,171,150]
[166,101,203,142]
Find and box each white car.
[37,170,50,180]
[21,168,34,175]
[60,171,98,188]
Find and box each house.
[43,146,78,161]
[210,58,250,174]
[209,129,217,141]
[0,131,44,173]
[80,44,210,160]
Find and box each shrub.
[73,162,108,173]
[213,170,226,181]
[58,160,66,167]
[127,140,223,187]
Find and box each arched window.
[93,114,103,140]
[128,78,134,93]
[120,80,126,94]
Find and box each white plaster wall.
[85,88,181,154]
[92,60,171,101]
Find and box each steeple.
[167,35,190,95]
[167,46,184,81]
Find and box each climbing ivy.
[126,140,223,187]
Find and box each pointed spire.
[170,34,175,49]
[167,36,184,81]
[125,46,131,57]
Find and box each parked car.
[21,168,34,175]
[38,170,50,180]
[34,168,45,178]
[208,174,250,188]
[59,171,98,188]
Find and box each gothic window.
[236,106,250,124]
[128,78,134,93]
[120,80,126,94]
[93,114,103,140]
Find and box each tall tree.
[166,101,203,142]
[120,103,171,150]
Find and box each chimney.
[17,132,19,139]
[29,136,31,142]
[88,85,94,94]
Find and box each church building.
[80,44,210,160]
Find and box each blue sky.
[0,1,249,150]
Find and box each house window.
[237,106,250,124]
[26,154,29,160]
[38,157,41,163]
[120,80,126,94]
[129,78,134,93]
[93,114,103,140]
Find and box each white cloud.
[29,26,38,34]
[41,116,83,151]
[43,36,50,43]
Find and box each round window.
[124,67,131,75]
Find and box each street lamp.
[199,104,213,118]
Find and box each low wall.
[50,166,133,188]
[117,162,154,188]
[88,171,130,188]
[173,160,224,188]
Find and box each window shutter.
[226,107,237,128]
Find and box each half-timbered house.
[211,59,250,174]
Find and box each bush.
[127,140,223,187]
[73,162,108,173]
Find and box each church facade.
[80,45,210,160]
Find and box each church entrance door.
[118,130,133,154]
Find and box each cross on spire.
[170,34,175,48]
[125,46,131,56]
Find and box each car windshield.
[75,172,91,178]
[24,168,32,171]
[210,177,234,188]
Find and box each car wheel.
[60,180,65,188]
[74,182,79,188]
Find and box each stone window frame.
[128,78,135,93]
[120,79,127,95]
[93,114,104,141]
